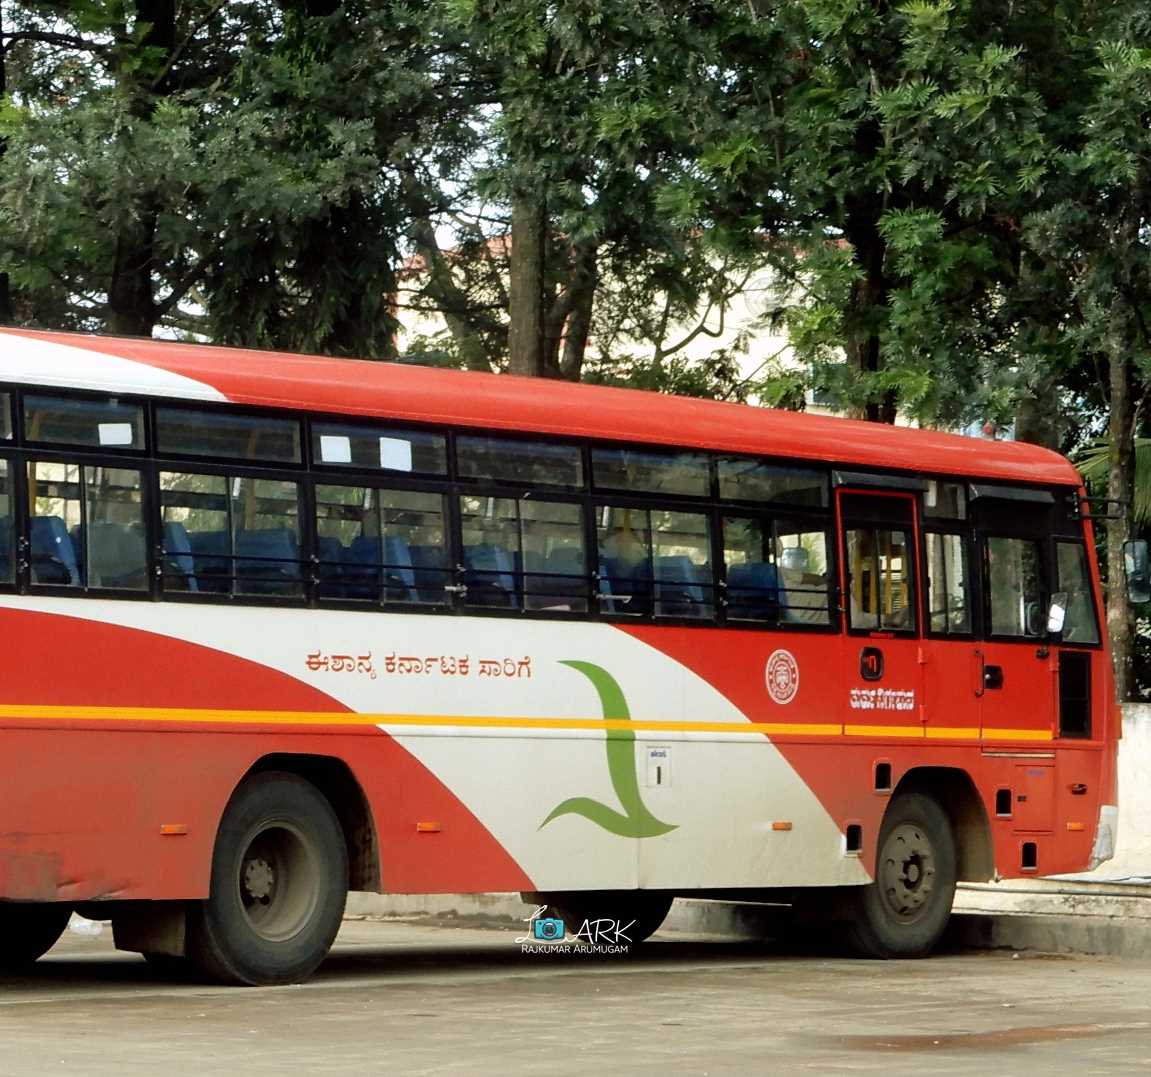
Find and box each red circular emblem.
[765,649,799,705]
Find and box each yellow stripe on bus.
[0,703,1052,742]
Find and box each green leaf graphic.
[540,660,677,838]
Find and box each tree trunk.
[558,247,597,381]
[1014,375,1062,450]
[1106,317,1136,701]
[507,193,546,376]
[106,0,176,338]
[843,182,895,423]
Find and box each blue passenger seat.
[382,535,417,602]
[464,543,517,607]
[655,555,709,617]
[162,521,199,592]
[235,528,301,595]
[344,535,382,600]
[31,515,80,586]
[527,546,586,608]
[726,561,781,622]
[316,535,347,598]
[408,543,448,603]
[188,530,231,593]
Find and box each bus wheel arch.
[244,753,380,894]
[890,766,993,883]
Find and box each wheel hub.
[878,823,935,922]
[243,857,275,903]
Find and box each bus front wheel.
[186,772,348,986]
[0,903,71,968]
[845,792,956,959]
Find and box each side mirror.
[1047,592,1068,638]
[1124,539,1151,605]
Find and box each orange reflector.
[772,821,793,832]
[159,824,188,836]
[1066,822,1086,832]
[416,821,442,833]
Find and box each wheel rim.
[876,821,937,924]
[236,821,321,943]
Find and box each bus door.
[974,489,1059,744]
[837,490,924,738]
[919,480,982,739]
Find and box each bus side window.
[159,472,303,598]
[1056,542,1100,645]
[986,535,1043,638]
[28,460,83,587]
[522,500,586,612]
[722,518,830,625]
[777,527,831,625]
[27,460,145,590]
[84,467,146,590]
[231,477,303,598]
[316,484,448,605]
[926,532,971,634]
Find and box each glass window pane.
[458,436,581,487]
[0,393,11,439]
[0,460,11,582]
[927,533,970,634]
[313,422,446,475]
[1057,542,1100,645]
[592,448,708,497]
[28,460,83,586]
[460,494,520,608]
[777,525,831,625]
[718,460,827,506]
[160,472,230,593]
[25,394,143,450]
[652,510,712,618]
[232,477,302,597]
[316,484,447,604]
[847,528,915,631]
[987,536,1043,637]
[523,501,586,612]
[84,467,145,589]
[157,407,300,463]
[597,505,653,615]
[723,516,777,622]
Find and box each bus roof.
[0,328,1081,487]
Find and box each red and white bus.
[0,328,1119,983]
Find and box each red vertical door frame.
[835,488,926,740]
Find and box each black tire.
[531,891,673,946]
[0,903,72,969]
[845,792,956,959]
[186,771,348,986]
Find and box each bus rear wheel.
[532,891,673,946]
[845,792,956,959]
[186,772,348,986]
[0,903,72,968]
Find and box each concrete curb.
[345,886,1151,958]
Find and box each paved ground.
[3,919,1151,1076]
